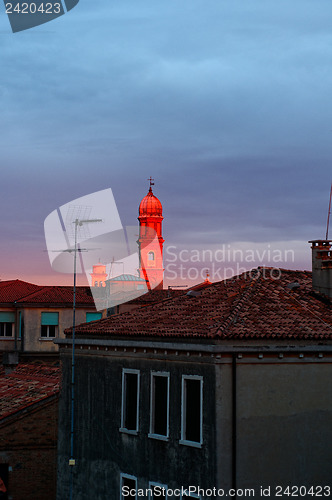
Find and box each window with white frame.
[180,375,203,447]
[120,369,140,433]
[0,312,14,337]
[41,312,59,338]
[120,473,137,499]
[181,493,200,499]
[149,372,169,439]
[149,481,168,499]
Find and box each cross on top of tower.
[148,177,155,191]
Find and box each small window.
[120,369,140,433]
[180,376,203,447]
[149,372,169,440]
[181,493,200,499]
[0,323,13,337]
[120,473,137,500]
[0,312,15,338]
[94,281,98,287]
[86,312,102,323]
[41,312,59,338]
[148,251,155,261]
[149,482,168,499]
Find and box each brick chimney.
[309,240,332,300]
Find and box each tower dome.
[139,186,163,217]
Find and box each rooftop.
[0,279,95,307]
[0,362,60,421]
[66,268,332,341]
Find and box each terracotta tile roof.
[0,362,60,420]
[0,279,95,307]
[0,280,42,303]
[16,285,95,306]
[67,268,332,341]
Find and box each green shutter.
[0,312,15,322]
[86,312,102,323]
[41,312,59,326]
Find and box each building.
[0,280,102,354]
[0,361,60,500]
[55,241,332,500]
[90,180,165,311]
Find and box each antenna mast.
[326,182,332,240]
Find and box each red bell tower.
[138,178,164,290]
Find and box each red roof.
[67,268,332,341]
[0,362,60,420]
[0,280,42,303]
[16,285,95,306]
[0,280,95,307]
[139,187,163,217]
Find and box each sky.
[0,0,331,287]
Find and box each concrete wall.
[221,355,332,491]
[22,308,95,352]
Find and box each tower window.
[148,251,155,261]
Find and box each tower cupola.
[138,178,164,290]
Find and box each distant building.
[55,241,332,500]
[0,361,59,500]
[0,280,102,354]
[90,181,165,312]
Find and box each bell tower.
[138,178,164,290]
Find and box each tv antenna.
[326,182,332,240]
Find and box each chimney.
[2,351,19,375]
[309,240,332,300]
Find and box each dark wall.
[57,351,217,500]
[0,397,58,500]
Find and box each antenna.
[326,182,332,240]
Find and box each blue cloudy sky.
[0,0,331,286]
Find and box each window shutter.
[0,312,15,322]
[41,312,59,325]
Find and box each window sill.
[39,337,57,341]
[0,337,14,340]
[179,439,202,449]
[148,433,169,442]
[119,428,138,436]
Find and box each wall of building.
[216,354,332,492]
[22,308,94,352]
[57,350,217,500]
[0,396,58,500]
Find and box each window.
[180,376,203,447]
[181,493,200,499]
[41,312,59,338]
[0,312,14,338]
[147,251,155,266]
[120,369,140,433]
[86,312,102,323]
[149,482,168,499]
[120,473,137,500]
[149,372,169,440]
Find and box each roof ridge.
[213,269,261,337]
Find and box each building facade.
[0,280,102,353]
[56,251,332,499]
